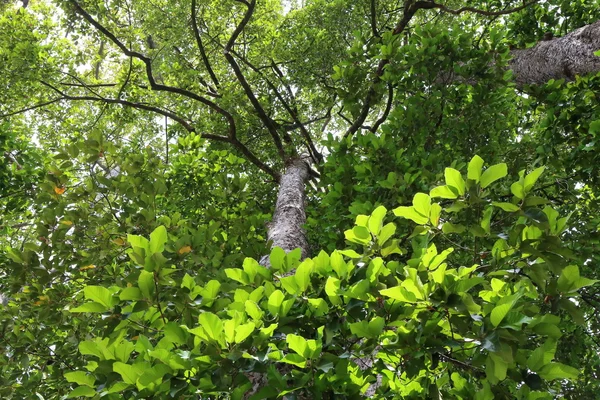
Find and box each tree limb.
[191,0,221,90]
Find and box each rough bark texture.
[245,157,311,399]
[509,20,600,86]
[260,157,311,267]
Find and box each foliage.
[1,0,600,399]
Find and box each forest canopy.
[1,0,600,399]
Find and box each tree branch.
[370,83,393,134]
[414,0,540,17]
[0,98,63,119]
[191,0,221,90]
[223,0,286,160]
[69,0,237,139]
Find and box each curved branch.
[370,83,393,134]
[191,0,221,89]
[0,98,63,119]
[69,0,237,139]
[414,0,540,17]
[344,0,540,138]
[223,0,286,160]
[39,80,226,142]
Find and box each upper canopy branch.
[413,0,540,17]
[68,0,237,140]
[223,0,286,160]
[191,0,221,90]
[344,0,541,138]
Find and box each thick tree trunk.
[260,157,311,267]
[509,20,600,86]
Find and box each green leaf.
[270,247,286,270]
[113,362,143,385]
[268,290,285,316]
[445,168,465,195]
[287,334,308,357]
[368,205,387,236]
[480,163,507,188]
[127,234,149,251]
[538,362,580,380]
[377,222,396,246]
[149,225,167,254]
[164,322,187,345]
[65,371,95,387]
[490,293,521,327]
[430,185,458,199]
[67,386,96,398]
[412,193,431,217]
[511,182,525,199]
[393,206,429,225]
[524,166,545,192]
[137,364,172,388]
[224,268,250,285]
[120,287,143,301]
[491,202,520,212]
[199,312,223,341]
[138,270,155,299]
[235,322,255,343]
[468,155,484,182]
[70,302,108,313]
[83,286,114,308]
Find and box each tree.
[1,0,600,398]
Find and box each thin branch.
[69,0,237,139]
[223,0,286,160]
[415,0,540,17]
[40,80,228,142]
[0,98,63,119]
[370,0,380,38]
[191,0,221,89]
[344,0,539,138]
[370,83,393,133]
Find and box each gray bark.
[260,157,311,267]
[509,20,600,86]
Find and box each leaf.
[492,202,520,212]
[235,323,255,343]
[511,182,524,199]
[138,271,155,299]
[163,322,187,345]
[65,371,95,387]
[445,168,465,195]
[368,205,387,236]
[430,185,458,199]
[70,302,107,313]
[67,386,96,398]
[199,312,223,342]
[113,362,142,385]
[149,225,167,254]
[393,206,429,225]
[377,222,396,246]
[177,245,192,254]
[224,268,249,285]
[270,247,286,271]
[137,364,172,388]
[286,334,308,357]
[538,362,580,380]
[480,163,507,188]
[524,166,545,192]
[412,193,431,217]
[490,293,521,327]
[120,287,142,301]
[468,155,484,182]
[268,290,285,316]
[83,286,114,308]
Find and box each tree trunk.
[260,157,311,267]
[509,20,600,86]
